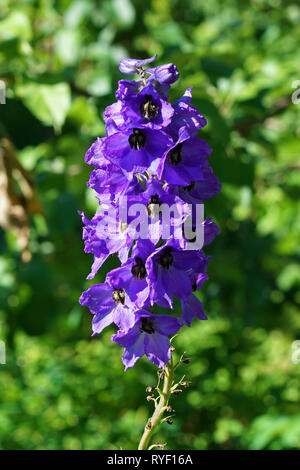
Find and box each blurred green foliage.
[0,0,300,450]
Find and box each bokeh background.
[0,0,300,450]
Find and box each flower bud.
[166,418,173,425]
[147,63,179,84]
[181,358,190,364]
[146,420,152,430]
[119,55,157,74]
[146,394,154,402]
[153,443,166,449]
[166,405,174,413]
[180,381,191,388]
[146,386,156,393]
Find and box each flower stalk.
[138,354,174,450]
[138,348,188,451]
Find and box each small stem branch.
[138,356,174,450]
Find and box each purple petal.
[181,295,207,326]
[122,334,145,370]
[112,322,145,370]
[79,283,114,316]
[153,314,183,336]
[119,55,157,74]
[113,303,136,332]
[146,63,179,85]
[144,333,171,368]
[132,239,156,260]
[162,266,192,300]
[85,138,108,167]
[204,218,220,246]
[92,311,114,335]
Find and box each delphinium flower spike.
[79,54,221,450]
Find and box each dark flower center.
[131,257,147,280]
[168,143,183,165]
[112,288,125,305]
[147,194,161,218]
[140,317,155,334]
[140,94,158,121]
[129,128,146,150]
[158,247,173,269]
[183,181,195,192]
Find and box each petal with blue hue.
[119,55,157,74]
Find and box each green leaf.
[0,11,32,41]
[15,83,71,132]
[112,0,135,29]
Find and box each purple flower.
[176,216,220,250]
[103,127,173,177]
[79,283,135,335]
[80,54,221,371]
[121,83,174,129]
[202,217,220,246]
[103,101,128,136]
[168,87,207,138]
[79,208,135,279]
[146,63,179,85]
[106,240,155,308]
[79,210,111,279]
[145,239,207,308]
[125,177,190,244]
[85,137,108,168]
[193,270,209,290]
[112,310,183,370]
[168,161,222,203]
[181,294,207,326]
[88,165,143,205]
[115,80,141,100]
[119,55,157,75]
[157,129,212,186]
[181,261,209,326]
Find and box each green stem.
[138,355,174,450]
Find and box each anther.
[112,288,125,305]
[140,94,158,121]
